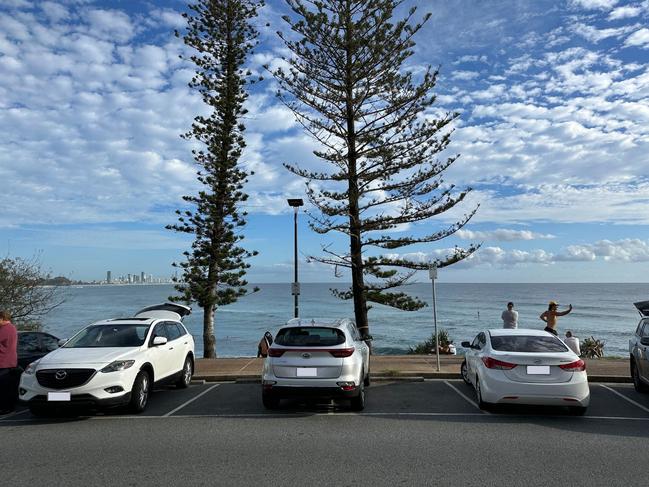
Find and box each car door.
[467,332,486,383]
[465,333,480,381]
[148,322,172,380]
[636,320,649,380]
[164,322,186,374]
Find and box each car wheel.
[364,367,371,387]
[461,360,471,385]
[176,356,193,389]
[262,393,280,410]
[569,406,588,416]
[631,360,648,393]
[350,382,365,411]
[130,371,150,413]
[475,378,491,411]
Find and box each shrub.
[408,329,453,355]
[580,336,605,359]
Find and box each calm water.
[40,283,648,357]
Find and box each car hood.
[37,347,141,367]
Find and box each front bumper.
[20,392,131,409]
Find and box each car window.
[40,334,59,352]
[19,333,40,353]
[165,322,182,341]
[150,323,168,344]
[641,321,649,338]
[490,335,569,353]
[275,327,346,347]
[65,324,150,348]
[478,332,486,349]
[177,324,187,337]
[471,335,481,350]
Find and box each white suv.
[19,303,194,415]
[261,318,371,410]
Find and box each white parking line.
[163,384,221,417]
[444,380,489,414]
[238,359,257,372]
[600,384,649,415]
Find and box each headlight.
[24,360,40,375]
[100,360,136,373]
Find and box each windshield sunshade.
[274,327,345,347]
[490,335,569,353]
[64,324,150,348]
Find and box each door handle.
[169,347,174,350]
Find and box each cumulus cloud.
[625,28,649,47]
[569,0,619,10]
[456,229,556,241]
[608,5,644,19]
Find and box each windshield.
[275,327,345,347]
[490,335,569,353]
[64,324,150,348]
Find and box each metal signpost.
[429,263,440,372]
[287,198,304,318]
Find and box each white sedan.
[19,303,194,415]
[460,328,590,414]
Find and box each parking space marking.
[238,359,256,372]
[443,380,489,414]
[163,384,221,417]
[600,384,649,415]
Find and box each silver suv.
[261,318,371,410]
[629,300,649,392]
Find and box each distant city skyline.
[1,0,648,284]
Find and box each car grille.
[36,369,96,389]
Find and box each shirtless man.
[540,301,572,336]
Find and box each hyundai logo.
[55,370,68,380]
[302,352,311,359]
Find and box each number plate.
[47,392,71,401]
[527,366,550,375]
[296,368,317,377]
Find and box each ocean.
[39,282,648,358]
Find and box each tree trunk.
[203,303,216,358]
[344,2,370,339]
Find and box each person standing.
[564,330,580,356]
[501,302,519,329]
[0,310,18,414]
[540,301,572,336]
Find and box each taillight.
[559,359,586,372]
[482,357,517,370]
[268,348,285,357]
[329,347,355,358]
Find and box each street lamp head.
[287,198,304,208]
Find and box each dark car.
[18,331,60,369]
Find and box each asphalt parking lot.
[2,379,649,421]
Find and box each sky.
[0,0,648,283]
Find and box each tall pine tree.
[168,0,262,358]
[273,0,479,338]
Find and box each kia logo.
[302,353,311,359]
[55,370,68,380]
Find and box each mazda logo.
[55,370,68,380]
[302,353,311,359]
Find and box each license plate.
[527,366,550,375]
[296,368,317,377]
[47,392,71,401]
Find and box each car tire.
[475,378,491,411]
[350,382,365,411]
[631,359,648,393]
[130,371,150,413]
[176,356,193,389]
[262,393,280,410]
[461,360,471,385]
[569,406,588,416]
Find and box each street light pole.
[287,199,304,318]
[429,263,440,372]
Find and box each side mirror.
[58,339,67,347]
[641,337,649,346]
[152,336,168,346]
[461,341,471,348]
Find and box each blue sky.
[0,0,648,283]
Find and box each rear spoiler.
[634,301,649,317]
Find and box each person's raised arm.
[557,304,573,316]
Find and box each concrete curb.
[194,373,632,384]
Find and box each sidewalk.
[194,355,631,383]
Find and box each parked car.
[261,318,371,411]
[19,303,194,415]
[18,331,60,369]
[461,328,590,414]
[629,300,649,392]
